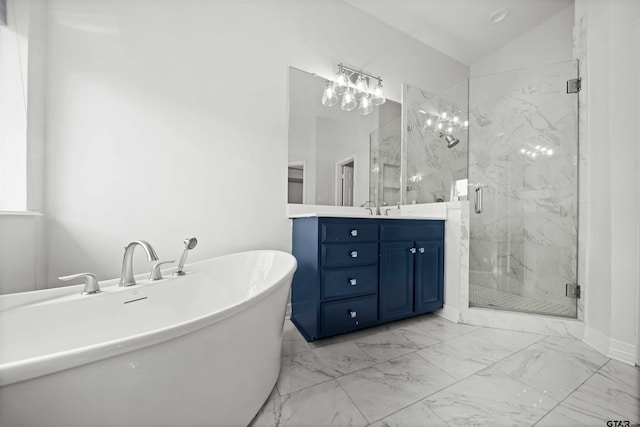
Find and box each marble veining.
[337,352,457,423]
[403,82,468,204]
[468,60,579,317]
[251,316,638,427]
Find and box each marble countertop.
[287,203,448,220]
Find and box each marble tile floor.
[250,314,639,427]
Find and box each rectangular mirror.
[287,67,400,206]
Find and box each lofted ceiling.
[343,0,573,66]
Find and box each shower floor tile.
[249,316,639,427]
[470,284,576,317]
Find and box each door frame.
[334,155,356,206]
[288,161,306,204]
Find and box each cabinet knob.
[348,278,357,286]
[350,229,358,237]
[418,247,425,253]
[350,250,358,258]
[348,310,357,319]
[409,247,417,254]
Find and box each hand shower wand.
[174,237,198,276]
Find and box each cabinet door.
[379,241,414,321]
[414,240,444,314]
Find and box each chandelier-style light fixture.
[420,106,468,148]
[321,63,386,115]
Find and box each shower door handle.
[474,187,483,214]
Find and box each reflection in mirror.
[369,116,402,208]
[288,67,400,206]
[403,81,469,204]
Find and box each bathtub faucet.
[174,237,198,276]
[119,240,160,287]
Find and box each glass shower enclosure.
[368,60,579,318]
[467,60,579,317]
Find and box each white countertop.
[287,203,448,220]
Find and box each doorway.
[335,157,355,206]
[287,163,305,204]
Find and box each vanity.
[290,215,444,341]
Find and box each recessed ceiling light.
[490,8,510,24]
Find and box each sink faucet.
[119,240,160,287]
[360,201,388,215]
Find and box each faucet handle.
[59,273,101,295]
[149,260,175,281]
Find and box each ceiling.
[343,0,573,66]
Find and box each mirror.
[287,67,401,206]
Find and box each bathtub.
[0,250,297,427]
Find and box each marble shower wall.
[370,117,401,206]
[468,60,579,316]
[403,83,469,204]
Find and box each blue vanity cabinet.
[291,217,380,341]
[414,239,444,314]
[379,241,415,321]
[291,217,444,341]
[379,221,444,321]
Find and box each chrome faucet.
[360,201,376,215]
[119,240,160,287]
[59,272,101,295]
[360,201,388,215]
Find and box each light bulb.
[425,118,433,127]
[547,149,553,156]
[371,79,386,105]
[463,120,469,128]
[354,74,369,100]
[447,126,453,134]
[341,89,357,111]
[358,95,373,115]
[321,81,338,106]
[441,111,448,120]
[334,69,349,95]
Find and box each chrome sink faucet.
[360,201,388,215]
[119,240,159,287]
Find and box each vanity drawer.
[321,242,378,267]
[321,222,378,243]
[321,295,378,337]
[380,221,444,241]
[321,265,377,300]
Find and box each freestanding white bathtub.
[0,250,296,427]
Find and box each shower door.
[468,60,579,317]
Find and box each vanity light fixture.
[321,63,386,115]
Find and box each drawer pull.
[348,278,357,286]
[348,309,357,319]
[409,247,417,254]
[350,250,358,258]
[350,229,358,237]
[418,247,425,253]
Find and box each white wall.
[471,5,574,77]
[576,0,640,365]
[0,213,43,294]
[0,0,29,211]
[32,0,468,287]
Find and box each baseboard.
[435,304,461,323]
[583,325,610,356]
[608,338,637,365]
